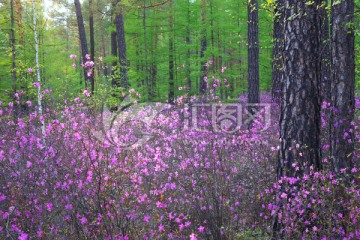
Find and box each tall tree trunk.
[271,0,284,102]
[111,3,118,87]
[115,0,129,89]
[10,0,17,93]
[32,0,45,145]
[330,0,355,173]
[273,0,322,236]
[320,0,331,104]
[74,0,90,89]
[210,0,215,72]
[149,24,158,101]
[168,0,174,103]
[143,1,149,98]
[247,0,259,128]
[199,0,207,94]
[89,0,95,93]
[186,0,191,93]
[279,0,322,178]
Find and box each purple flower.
[189,233,198,240]
[18,233,28,240]
[33,82,40,88]
[158,224,165,232]
[27,68,33,73]
[143,215,150,223]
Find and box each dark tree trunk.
[10,0,16,93]
[320,1,331,104]
[210,0,215,73]
[102,38,107,76]
[199,0,207,94]
[111,31,118,86]
[247,0,260,128]
[330,0,355,173]
[143,0,149,98]
[278,0,322,178]
[89,0,95,93]
[115,0,129,89]
[186,0,191,93]
[74,0,90,89]
[168,0,174,103]
[271,0,284,102]
[273,1,322,236]
[148,25,158,101]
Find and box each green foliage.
[1,0,360,103]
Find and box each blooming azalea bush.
[261,168,360,239]
[0,84,279,239]
[0,61,360,239]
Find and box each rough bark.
[199,0,207,94]
[74,0,90,89]
[10,0,16,93]
[278,0,322,178]
[148,26,158,101]
[115,0,129,89]
[330,0,355,173]
[143,1,149,97]
[111,2,118,87]
[89,0,95,93]
[271,0,284,102]
[320,1,331,104]
[248,0,260,128]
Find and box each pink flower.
[65,204,72,211]
[198,226,205,233]
[87,71,93,77]
[46,202,53,212]
[33,82,40,88]
[81,217,87,224]
[27,68,33,73]
[85,54,90,60]
[70,54,77,59]
[189,233,197,240]
[83,90,91,97]
[84,61,94,67]
[158,224,165,232]
[26,101,32,106]
[143,215,150,223]
[72,63,76,68]
[178,87,183,90]
[26,161,32,168]
[18,233,28,240]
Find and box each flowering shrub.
[261,168,360,239]
[0,87,280,239]
[0,64,359,239]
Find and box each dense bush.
[0,89,359,239]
